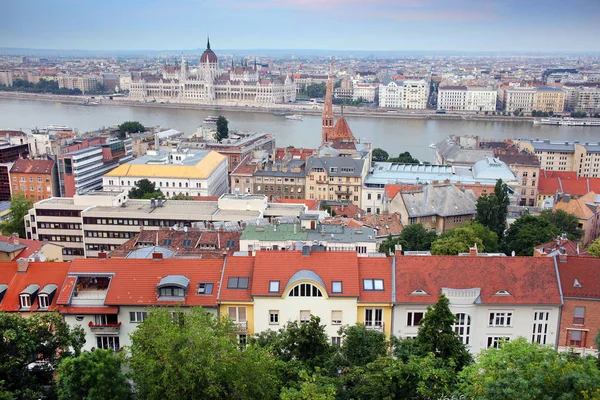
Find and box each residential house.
[9,159,59,201]
[0,235,63,262]
[553,192,600,245]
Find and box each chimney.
[11,233,19,246]
[559,248,567,263]
[16,257,29,273]
[152,252,163,260]
[394,244,403,256]
[98,252,108,259]
[150,198,156,208]
[469,243,478,256]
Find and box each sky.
[1,0,600,53]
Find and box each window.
[453,313,471,345]
[162,238,172,246]
[269,310,279,325]
[159,287,185,297]
[97,336,120,350]
[228,307,247,324]
[228,277,249,289]
[489,311,513,327]
[331,336,342,346]
[300,310,311,323]
[269,280,280,293]
[487,336,510,348]
[19,294,31,309]
[197,282,213,295]
[532,311,549,344]
[238,334,247,347]
[569,330,583,346]
[332,310,342,325]
[182,239,192,247]
[363,279,384,291]
[573,307,585,325]
[130,311,147,323]
[331,281,342,293]
[289,283,323,297]
[365,308,383,327]
[38,294,49,309]
[406,311,424,326]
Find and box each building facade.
[437,86,497,112]
[534,86,566,113]
[402,80,429,110]
[57,75,102,93]
[9,159,58,202]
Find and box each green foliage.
[321,205,336,217]
[128,178,164,199]
[388,151,420,164]
[0,78,82,95]
[587,237,600,257]
[170,193,194,200]
[128,307,281,400]
[532,110,551,117]
[118,121,145,138]
[416,294,472,371]
[430,222,499,255]
[0,312,85,400]
[540,209,583,240]
[338,324,388,367]
[502,214,559,256]
[372,148,389,162]
[379,223,438,255]
[475,179,510,239]
[280,370,336,400]
[56,349,131,400]
[571,111,588,118]
[0,192,33,238]
[458,338,600,399]
[304,82,326,98]
[215,115,229,142]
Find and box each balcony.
[234,321,248,332]
[88,321,121,334]
[335,189,351,195]
[365,323,384,332]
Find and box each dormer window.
[269,281,280,293]
[157,275,189,300]
[363,279,384,291]
[162,238,172,246]
[197,282,213,295]
[38,294,49,309]
[0,284,7,304]
[494,290,511,296]
[182,239,193,248]
[410,289,429,296]
[19,284,39,309]
[574,279,582,288]
[38,284,58,310]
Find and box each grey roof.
[40,284,58,295]
[306,157,365,177]
[435,138,494,164]
[0,242,26,254]
[306,224,376,243]
[20,284,40,295]
[0,284,7,293]
[126,246,176,259]
[472,158,517,181]
[401,185,477,217]
[157,275,190,289]
[284,270,326,293]
[529,140,575,152]
[536,86,564,92]
[130,149,210,166]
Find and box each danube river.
[2,98,600,162]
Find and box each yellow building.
[517,139,600,178]
[534,86,566,113]
[305,155,368,206]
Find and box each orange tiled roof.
[358,257,393,303]
[328,117,356,142]
[538,170,600,196]
[273,198,320,210]
[558,258,600,299]
[395,255,561,305]
[553,192,599,219]
[0,236,45,260]
[219,256,254,302]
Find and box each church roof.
[329,117,355,141]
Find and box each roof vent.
[573,279,582,288]
[98,252,107,259]
[410,289,429,296]
[302,245,311,257]
[152,252,163,260]
[494,290,511,296]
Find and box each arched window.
[288,283,323,297]
[453,313,471,345]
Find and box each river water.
[2,98,599,162]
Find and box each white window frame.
[38,294,49,309]
[19,294,31,308]
[488,311,513,327]
[228,306,247,323]
[97,335,120,350]
[300,310,311,323]
[129,311,147,323]
[532,311,550,344]
[331,310,342,325]
[364,308,383,327]
[331,336,342,346]
[269,310,279,325]
[487,336,510,348]
[406,311,425,326]
[453,313,471,346]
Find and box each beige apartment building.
[304,157,367,206]
[57,75,102,93]
[534,86,566,113]
[517,140,600,178]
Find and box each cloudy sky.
[2,0,599,52]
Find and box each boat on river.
[203,116,219,123]
[533,117,600,126]
[285,114,303,121]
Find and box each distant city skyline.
[1,0,600,53]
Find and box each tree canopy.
[430,222,499,255]
[0,312,85,400]
[378,223,438,255]
[372,148,389,162]
[128,178,164,199]
[475,179,510,239]
[0,192,33,238]
[338,324,388,368]
[388,151,420,164]
[540,209,583,240]
[502,214,559,256]
[304,82,326,98]
[587,237,600,257]
[56,349,131,400]
[118,121,145,138]
[215,116,229,142]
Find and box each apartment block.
[534,86,566,113]
[0,142,30,201]
[57,75,102,93]
[9,159,59,201]
[500,87,536,112]
[304,157,367,205]
[517,139,600,178]
[437,86,497,112]
[575,87,600,114]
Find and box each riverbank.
[0,91,534,123]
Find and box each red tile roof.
[250,251,360,298]
[219,256,254,302]
[10,159,54,175]
[558,258,600,299]
[273,198,320,210]
[58,306,119,314]
[534,238,591,257]
[0,262,17,287]
[385,184,422,200]
[1,262,71,312]
[61,259,223,307]
[538,169,600,196]
[0,235,45,260]
[395,255,561,305]
[358,257,393,303]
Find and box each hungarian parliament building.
[128,40,296,105]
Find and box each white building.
[352,83,378,103]
[402,80,429,109]
[438,86,497,111]
[393,252,562,353]
[0,70,13,87]
[378,80,403,108]
[57,75,102,93]
[500,87,537,112]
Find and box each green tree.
[540,209,583,240]
[118,121,145,138]
[0,312,85,400]
[388,151,420,164]
[0,192,33,238]
[372,148,389,162]
[215,115,229,142]
[56,349,131,400]
[430,226,485,255]
[280,370,336,400]
[587,237,600,257]
[416,294,472,371]
[458,338,600,399]
[338,324,388,367]
[379,223,438,255]
[305,82,327,98]
[502,215,559,256]
[476,179,510,239]
[170,193,194,200]
[129,307,280,400]
[127,178,164,199]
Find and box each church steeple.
[321,59,335,144]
